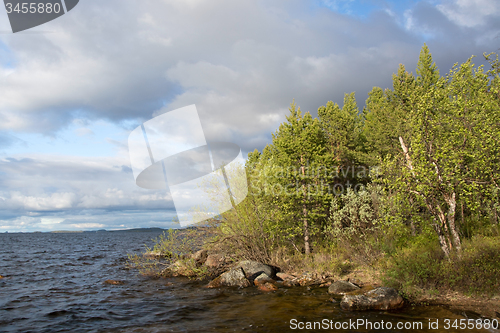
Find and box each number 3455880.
[5,2,62,14]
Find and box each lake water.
[0,231,498,333]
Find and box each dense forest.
[207,44,500,296]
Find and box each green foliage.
[326,187,378,239]
[318,92,366,165]
[384,235,500,296]
[416,43,440,89]
[383,228,443,293]
[263,101,333,253]
[364,45,500,257]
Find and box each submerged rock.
[258,281,278,292]
[328,281,360,295]
[104,279,125,285]
[340,287,404,311]
[207,267,251,288]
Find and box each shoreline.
[413,292,500,320]
[156,251,500,320]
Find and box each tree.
[363,65,415,162]
[388,48,500,257]
[263,101,332,254]
[416,43,440,89]
[318,92,365,166]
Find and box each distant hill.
[111,227,167,233]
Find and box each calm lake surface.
[0,231,498,333]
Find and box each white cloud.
[437,0,500,27]
[0,153,173,212]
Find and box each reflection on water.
[0,232,497,333]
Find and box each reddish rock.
[276,272,295,280]
[258,282,278,292]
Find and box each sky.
[0,0,499,232]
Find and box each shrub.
[383,233,500,297]
[444,236,500,295]
[126,227,215,277]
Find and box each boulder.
[192,249,208,265]
[348,278,363,287]
[207,267,251,288]
[253,272,274,286]
[340,287,404,311]
[237,260,274,279]
[328,281,360,295]
[295,272,322,286]
[204,254,225,268]
[276,272,295,281]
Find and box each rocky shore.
[157,250,405,311]
[133,249,500,320]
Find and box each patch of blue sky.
[385,0,423,14]
[316,0,380,18]
[0,120,131,158]
[0,40,16,69]
[313,0,426,19]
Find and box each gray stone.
[340,287,404,311]
[207,267,251,288]
[328,281,360,295]
[237,260,274,278]
[254,272,273,285]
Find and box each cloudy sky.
[0,0,498,232]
